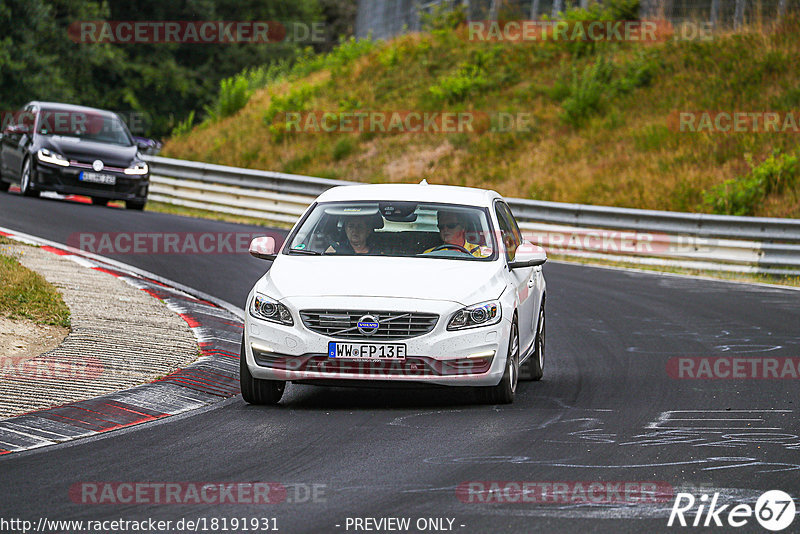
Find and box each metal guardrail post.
[552,0,564,18]
[734,0,746,29]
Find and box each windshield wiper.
[288,248,321,255]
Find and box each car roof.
[315,183,502,208]
[27,101,119,118]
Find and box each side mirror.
[249,236,277,261]
[5,124,29,135]
[508,242,547,269]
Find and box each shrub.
[603,0,641,21]
[559,57,614,126]
[332,137,356,161]
[428,63,491,103]
[291,37,378,79]
[243,59,293,91]
[205,75,251,121]
[420,2,466,32]
[703,150,800,215]
[262,84,317,142]
[553,0,641,56]
[555,50,658,127]
[263,84,316,125]
[170,110,195,138]
[615,50,659,93]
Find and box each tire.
[480,320,519,404]
[20,159,39,198]
[91,197,109,206]
[126,199,146,210]
[0,158,7,192]
[521,302,545,381]
[240,335,285,405]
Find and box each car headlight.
[124,161,148,175]
[249,294,293,326]
[37,149,69,167]
[447,300,501,330]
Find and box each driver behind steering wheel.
[425,209,485,257]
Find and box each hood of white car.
[259,255,506,306]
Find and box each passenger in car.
[327,214,384,254]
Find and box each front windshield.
[36,110,133,146]
[286,201,497,260]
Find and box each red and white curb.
[0,227,245,455]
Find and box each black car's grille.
[70,161,127,173]
[300,310,438,340]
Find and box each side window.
[494,202,520,261]
[501,203,523,249]
[23,106,37,134]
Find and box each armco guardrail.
[144,155,800,276]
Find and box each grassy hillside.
[163,10,800,218]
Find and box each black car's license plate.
[80,171,116,185]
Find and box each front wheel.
[240,336,285,405]
[0,162,9,192]
[521,303,545,381]
[20,159,40,198]
[480,320,519,404]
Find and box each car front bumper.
[32,160,149,201]
[244,296,511,387]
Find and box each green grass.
[0,248,71,327]
[163,9,800,219]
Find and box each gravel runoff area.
[0,244,199,418]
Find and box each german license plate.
[328,342,406,360]
[80,171,116,185]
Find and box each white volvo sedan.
[242,183,547,405]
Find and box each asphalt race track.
[1,192,799,534]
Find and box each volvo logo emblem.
[92,159,104,172]
[357,315,379,336]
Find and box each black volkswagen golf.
[0,101,149,209]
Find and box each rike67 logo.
[668,490,795,531]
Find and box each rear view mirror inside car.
[380,201,417,222]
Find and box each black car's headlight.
[124,161,148,175]
[249,294,293,326]
[37,149,69,167]
[447,300,501,330]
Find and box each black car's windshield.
[36,109,133,146]
[287,201,497,260]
